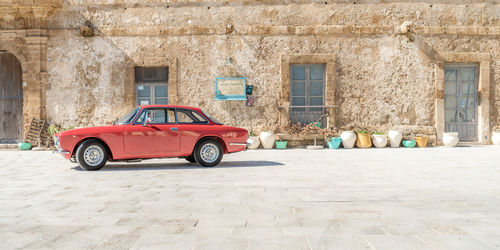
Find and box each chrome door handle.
[170,127,178,131]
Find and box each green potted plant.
[356,130,372,148]
[414,133,429,148]
[371,131,387,148]
[325,130,342,149]
[402,131,416,148]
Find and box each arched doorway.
[0,51,23,143]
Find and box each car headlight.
[53,136,60,148]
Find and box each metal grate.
[284,105,335,128]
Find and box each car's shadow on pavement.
[71,160,284,171]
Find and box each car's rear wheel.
[76,139,108,171]
[185,155,196,163]
[194,139,223,167]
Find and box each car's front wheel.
[75,139,108,171]
[194,139,223,167]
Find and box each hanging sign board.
[215,77,247,100]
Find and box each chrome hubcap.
[200,143,219,163]
[84,145,104,167]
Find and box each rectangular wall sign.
[215,77,247,100]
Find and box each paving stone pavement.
[1,147,500,249]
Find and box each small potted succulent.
[247,131,260,150]
[356,130,372,148]
[371,132,387,148]
[323,130,341,149]
[326,136,342,149]
[414,133,429,148]
[402,131,416,148]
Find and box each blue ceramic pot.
[327,137,342,149]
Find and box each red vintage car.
[54,105,249,170]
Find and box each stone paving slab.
[1,147,500,249]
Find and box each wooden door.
[0,52,23,142]
[444,64,478,141]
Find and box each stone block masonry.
[1,0,499,144]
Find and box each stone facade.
[1,0,500,144]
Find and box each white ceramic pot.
[340,131,356,149]
[247,136,260,150]
[442,132,459,147]
[388,130,402,148]
[371,134,388,148]
[491,132,500,146]
[259,131,275,149]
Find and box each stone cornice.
[60,0,499,7]
[44,25,500,37]
[0,0,63,18]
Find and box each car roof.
[138,105,203,112]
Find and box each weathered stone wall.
[41,1,500,141]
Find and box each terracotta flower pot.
[356,133,372,148]
[414,136,429,148]
[340,131,356,149]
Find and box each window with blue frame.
[290,64,325,125]
[134,67,168,105]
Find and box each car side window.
[135,108,168,124]
[167,108,176,123]
[135,109,147,124]
[176,109,207,124]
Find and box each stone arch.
[0,39,28,74]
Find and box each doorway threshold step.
[0,144,18,150]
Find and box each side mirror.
[142,120,148,127]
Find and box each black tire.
[75,139,108,171]
[193,139,223,167]
[185,155,196,163]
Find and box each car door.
[175,108,211,155]
[123,108,180,156]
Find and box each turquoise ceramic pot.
[275,141,288,149]
[18,142,32,150]
[327,137,342,149]
[402,140,416,148]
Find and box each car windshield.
[115,107,140,125]
[201,110,223,125]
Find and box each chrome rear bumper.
[229,142,251,146]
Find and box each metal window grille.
[290,64,326,126]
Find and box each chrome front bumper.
[52,135,69,154]
[53,148,70,154]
